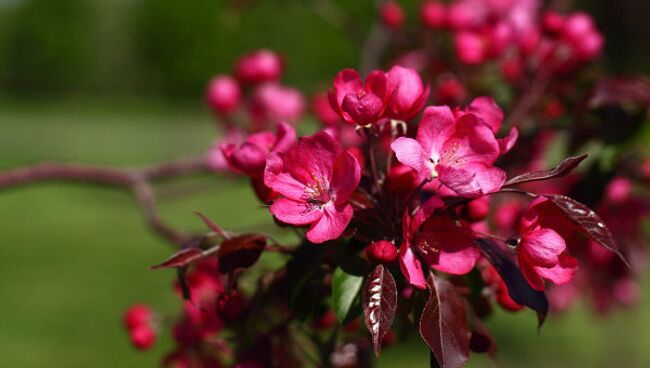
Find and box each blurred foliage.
[0,0,92,93]
[0,0,648,98]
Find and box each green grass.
[0,102,648,367]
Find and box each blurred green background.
[1,0,649,367]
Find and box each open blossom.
[328,68,389,126]
[221,122,296,177]
[391,100,508,197]
[517,197,579,290]
[384,65,430,121]
[399,196,481,290]
[264,131,360,243]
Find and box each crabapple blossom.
[385,65,430,121]
[380,1,406,30]
[391,102,507,197]
[264,131,361,243]
[329,68,389,126]
[250,83,305,127]
[420,1,447,30]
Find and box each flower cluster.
[123,1,650,367]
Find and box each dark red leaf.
[194,212,227,237]
[419,275,471,368]
[362,264,397,357]
[151,247,205,269]
[475,238,548,326]
[503,155,587,187]
[544,194,628,266]
[217,234,267,273]
[589,77,650,108]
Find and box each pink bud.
[235,49,283,84]
[217,291,244,321]
[455,31,487,65]
[573,30,603,61]
[123,304,154,330]
[380,1,406,30]
[342,92,384,124]
[562,12,596,41]
[434,76,467,104]
[130,325,157,350]
[466,196,490,222]
[448,0,486,30]
[205,75,241,115]
[366,240,398,264]
[542,11,565,33]
[420,1,446,29]
[605,177,632,204]
[250,83,305,126]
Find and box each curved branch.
[0,156,211,245]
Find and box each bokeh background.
[1,0,649,367]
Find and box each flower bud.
[542,11,564,33]
[380,1,406,30]
[454,31,487,65]
[123,304,154,330]
[206,75,241,115]
[217,291,245,321]
[129,325,157,350]
[420,1,446,29]
[366,240,398,264]
[235,49,283,84]
[466,196,489,222]
[605,177,632,204]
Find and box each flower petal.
[466,96,504,133]
[521,228,566,268]
[306,203,353,243]
[391,137,429,180]
[416,105,456,157]
[535,253,579,286]
[331,151,361,202]
[264,153,306,200]
[437,162,506,197]
[270,198,322,225]
[398,241,428,289]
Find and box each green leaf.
[332,267,363,324]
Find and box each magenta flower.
[517,197,579,290]
[384,65,430,121]
[250,83,305,127]
[221,122,296,177]
[328,68,389,126]
[391,104,506,197]
[399,196,481,289]
[264,131,361,243]
[235,49,283,85]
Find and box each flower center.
[303,174,333,209]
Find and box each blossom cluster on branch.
[0,0,637,367]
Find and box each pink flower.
[399,197,481,289]
[250,83,305,127]
[264,131,361,243]
[328,68,389,126]
[455,96,518,154]
[384,65,430,121]
[517,197,579,290]
[235,49,283,84]
[420,1,447,30]
[221,122,296,177]
[380,1,406,30]
[391,104,506,197]
[205,75,241,115]
[206,129,246,171]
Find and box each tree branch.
[0,156,211,245]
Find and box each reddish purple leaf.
[195,212,227,237]
[544,194,628,266]
[503,155,587,187]
[362,264,397,357]
[419,275,471,368]
[217,234,267,273]
[151,247,205,269]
